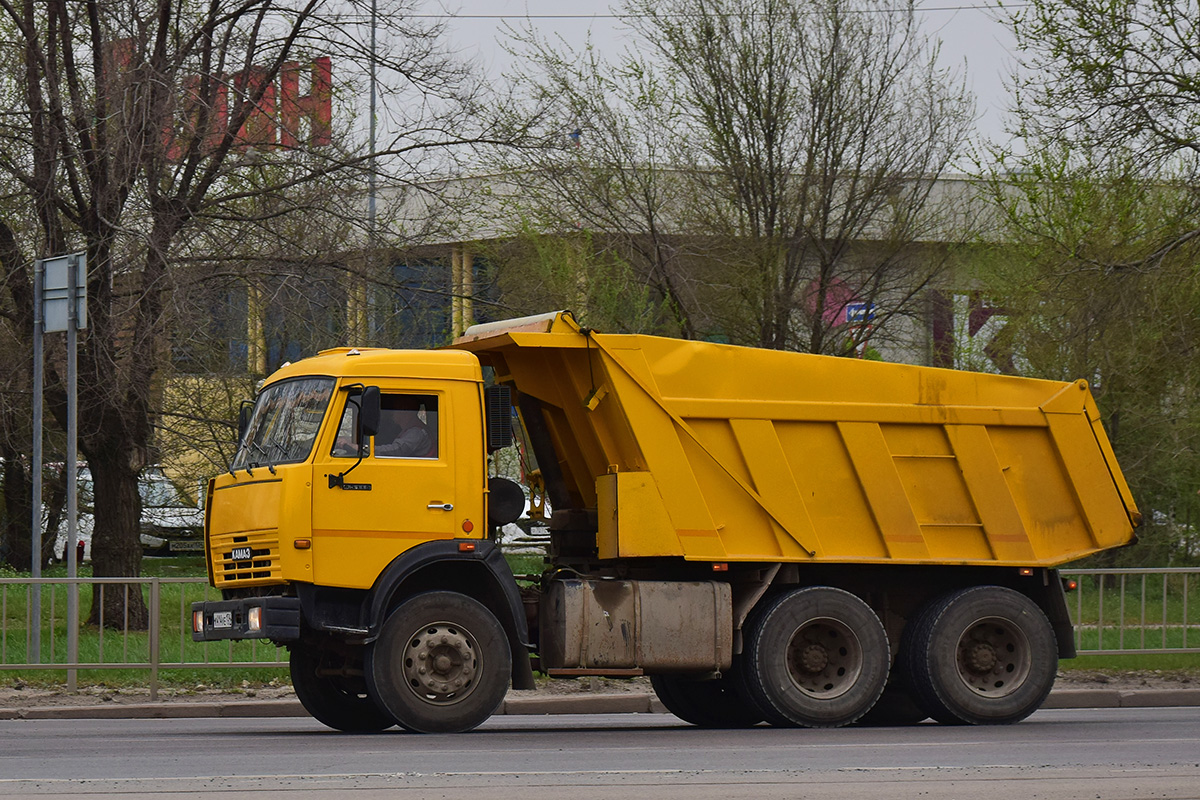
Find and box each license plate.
[212,610,233,629]
[230,546,253,561]
[169,540,205,552]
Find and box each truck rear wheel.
[365,591,511,733]
[289,643,395,732]
[651,669,763,728]
[741,587,890,728]
[904,586,1057,725]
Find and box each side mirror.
[237,400,254,440]
[360,386,381,439]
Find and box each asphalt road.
[2,707,1199,799]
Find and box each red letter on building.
[165,74,228,162]
[280,57,332,148]
[233,66,278,149]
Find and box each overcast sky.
[415,0,1020,147]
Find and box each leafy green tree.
[983,0,1200,565]
[979,154,1200,566]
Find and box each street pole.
[66,252,79,692]
[368,0,377,344]
[31,251,87,676]
[30,260,43,664]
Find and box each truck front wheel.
[741,587,890,728]
[289,643,395,732]
[365,591,511,733]
[904,586,1057,725]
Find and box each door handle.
[427,502,453,511]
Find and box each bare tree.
[1006,0,1200,160]
[498,0,974,353]
[495,31,697,337]
[0,0,511,626]
[154,171,368,492]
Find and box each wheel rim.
[953,616,1032,698]
[784,616,863,699]
[401,621,481,706]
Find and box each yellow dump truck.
[192,310,1139,733]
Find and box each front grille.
[210,529,283,587]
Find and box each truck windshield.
[232,377,335,470]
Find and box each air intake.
[485,385,513,453]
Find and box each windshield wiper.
[245,440,277,477]
[264,442,287,475]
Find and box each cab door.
[311,385,458,589]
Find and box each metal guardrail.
[0,568,1195,695]
[0,577,285,699]
[1060,567,1200,655]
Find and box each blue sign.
[846,302,875,324]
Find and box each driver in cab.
[374,403,433,458]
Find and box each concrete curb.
[2,689,1199,721]
[1042,688,1200,709]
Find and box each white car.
[54,468,204,560]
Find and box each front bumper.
[191,596,301,642]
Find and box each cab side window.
[374,394,438,459]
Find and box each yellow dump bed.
[454,312,1139,567]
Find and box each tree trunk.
[1,454,33,570]
[86,454,148,630]
[41,465,68,561]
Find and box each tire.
[365,591,511,733]
[651,669,764,728]
[289,642,395,732]
[740,587,890,728]
[904,586,1057,725]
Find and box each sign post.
[30,262,43,663]
[32,252,86,681]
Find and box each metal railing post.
[149,578,160,701]
[1163,573,1169,649]
[67,579,77,692]
[1075,580,1082,651]
[1118,573,1126,650]
[1139,574,1146,650]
